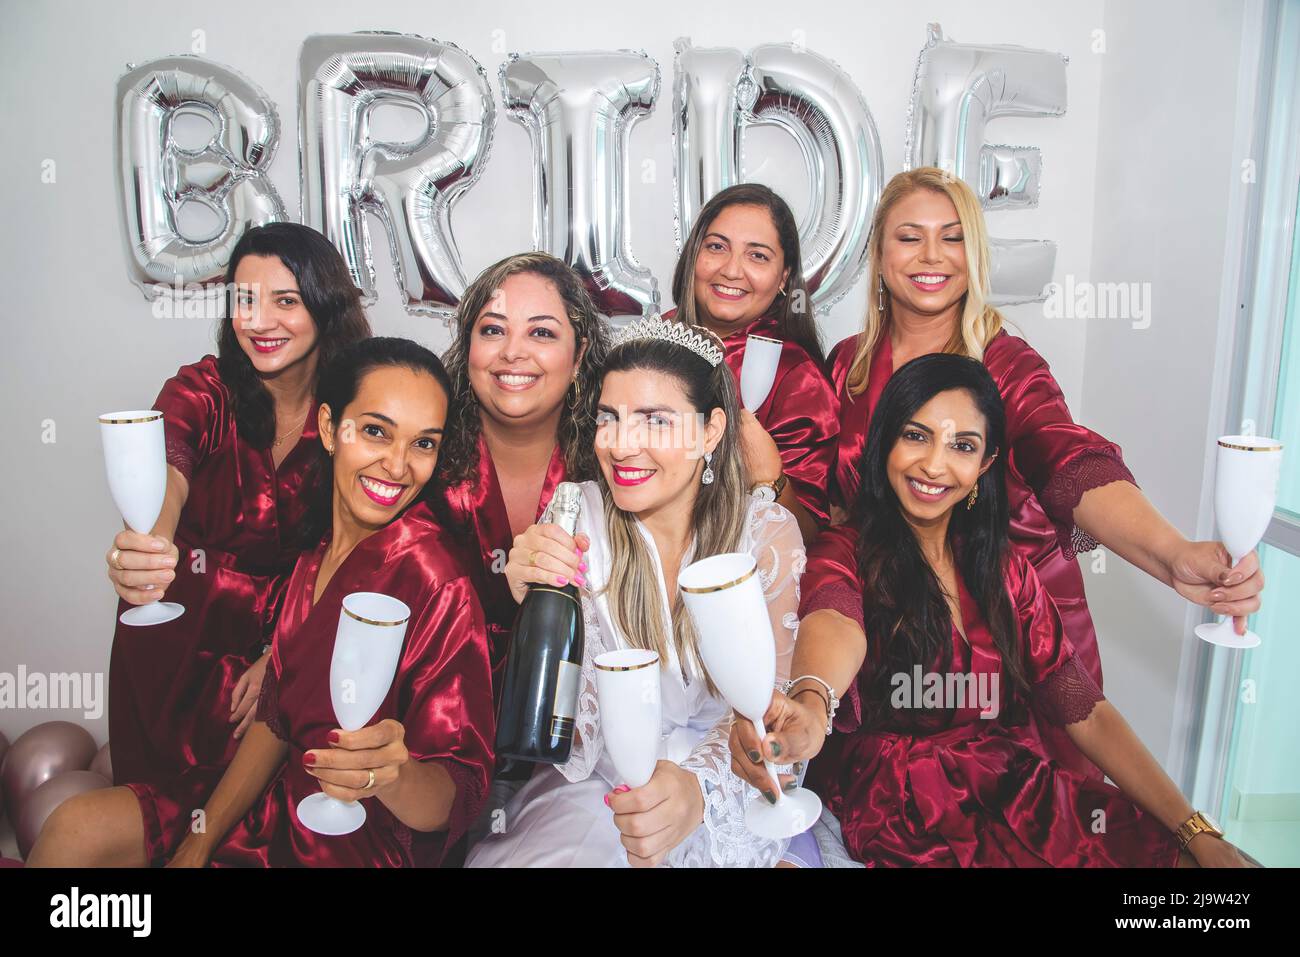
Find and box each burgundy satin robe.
[109,355,320,788]
[664,309,840,526]
[127,500,495,866]
[800,526,1180,867]
[827,331,1136,775]
[438,435,566,698]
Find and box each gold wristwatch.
[751,473,788,502]
[1175,810,1223,848]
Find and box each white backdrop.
[0,0,1248,796]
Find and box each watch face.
[753,486,776,502]
[1203,812,1221,833]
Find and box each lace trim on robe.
[1039,451,1136,559]
[165,436,199,483]
[389,759,485,866]
[254,664,287,741]
[1031,653,1105,726]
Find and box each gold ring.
[363,769,375,791]
[529,550,540,567]
[110,548,124,571]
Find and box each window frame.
[1172,0,1300,813]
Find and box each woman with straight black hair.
[666,183,839,542]
[730,354,1255,867]
[106,221,371,791]
[34,337,493,867]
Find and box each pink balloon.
[16,770,110,858]
[90,742,113,784]
[1,721,96,823]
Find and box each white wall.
[0,0,1236,777]
[1080,0,1247,763]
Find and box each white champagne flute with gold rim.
[679,552,821,840]
[99,410,185,626]
[1194,435,1283,649]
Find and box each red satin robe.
[663,309,840,526]
[126,500,495,866]
[437,435,566,698]
[800,526,1181,867]
[109,355,320,788]
[826,331,1135,775]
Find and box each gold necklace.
[272,408,310,448]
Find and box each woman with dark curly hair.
[437,252,611,696]
[106,222,371,791]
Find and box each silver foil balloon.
[747,43,882,313]
[672,39,882,314]
[671,40,748,248]
[905,23,1068,305]
[299,32,495,321]
[116,56,286,298]
[501,50,660,321]
[0,721,96,823]
[16,770,110,859]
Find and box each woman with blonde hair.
[466,318,805,867]
[818,167,1263,775]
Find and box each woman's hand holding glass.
[105,529,178,605]
[606,759,704,868]
[728,689,827,798]
[303,718,410,802]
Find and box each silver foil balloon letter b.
[115,56,285,301]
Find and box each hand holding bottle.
[505,524,590,603]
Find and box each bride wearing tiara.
[466,319,806,867]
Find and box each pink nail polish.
[603,794,611,807]
[614,784,631,793]
[556,576,568,586]
[579,562,588,573]
[575,575,586,586]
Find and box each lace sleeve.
[1031,653,1105,725]
[749,499,806,683]
[1039,451,1137,559]
[555,593,607,784]
[666,500,804,868]
[254,657,287,741]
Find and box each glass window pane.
[1270,186,1300,518]
[1216,543,1300,865]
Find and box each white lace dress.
[465,481,805,868]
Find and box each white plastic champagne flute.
[296,592,410,836]
[739,335,783,410]
[594,649,661,788]
[99,410,185,626]
[1194,435,1283,649]
[679,552,822,840]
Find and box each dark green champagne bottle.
[495,482,584,764]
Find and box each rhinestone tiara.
[612,315,725,367]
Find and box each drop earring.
[877,276,886,313]
[966,484,978,510]
[701,451,715,485]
